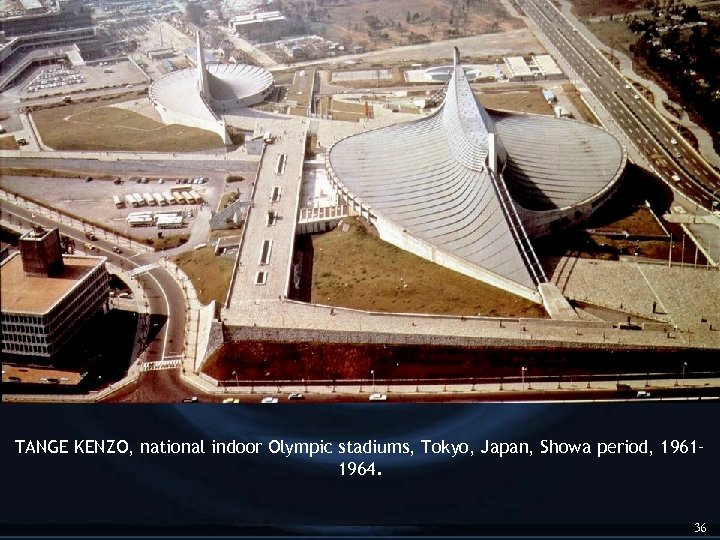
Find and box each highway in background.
[518,0,720,210]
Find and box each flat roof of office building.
[532,54,563,77]
[1,252,104,314]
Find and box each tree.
[684,6,700,22]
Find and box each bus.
[188,190,202,203]
[124,194,137,208]
[113,195,124,208]
[182,192,195,204]
[142,192,156,206]
[170,185,192,193]
[161,191,175,205]
[153,193,167,206]
[172,192,185,204]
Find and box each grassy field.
[0,136,19,150]
[174,247,235,305]
[32,100,225,152]
[308,217,546,318]
[584,19,638,56]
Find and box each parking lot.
[19,60,147,100]
[0,173,230,241]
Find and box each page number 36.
[694,523,707,534]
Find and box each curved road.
[1,201,187,391]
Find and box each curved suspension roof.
[327,49,625,294]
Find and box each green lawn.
[32,100,225,152]
[174,247,235,305]
[310,217,546,318]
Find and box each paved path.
[224,117,309,314]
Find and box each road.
[518,0,720,210]
[0,200,186,368]
[104,379,720,403]
[1,156,258,175]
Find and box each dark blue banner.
[0,404,717,538]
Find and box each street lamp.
[371,369,375,393]
[232,370,238,387]
[682,362,687,386]
[521,366,527,391]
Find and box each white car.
[369,393,388,402]
[261,397,279,404]
[288,393,304,400]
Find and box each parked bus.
[170,185,192,193]
[188,190,202,203]
[153,193,167,206]
[182,192,195,204]
[172,192,185,204]
[113,195,124,208]
[161,191,175,205]
[124,194,137,208]
[132,193,145,206]
[142,192,156,206]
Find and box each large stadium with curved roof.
[326,48,626,304]
[149,33,273,144]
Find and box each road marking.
[141,358,182,371]
[129,263,159,277]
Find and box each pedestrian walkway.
[129,263,159,277]
[142,358,183,371]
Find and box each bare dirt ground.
[477,88,555,115]
[0,136,19,150]
[203,339,703,384]
[568,0,644,18]
[561,82,600,125]
[315,0,524,52]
